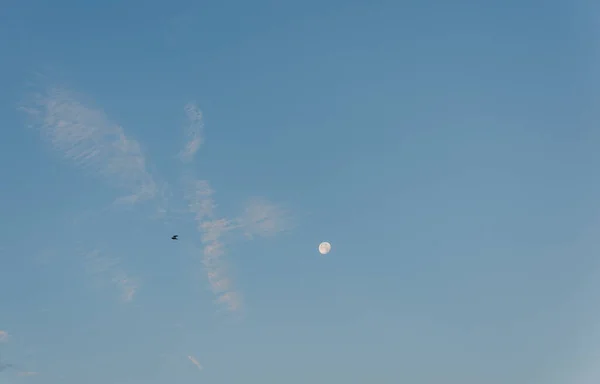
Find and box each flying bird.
[0,354,16,373]
[0,354,35,376]
[171,235,178,240]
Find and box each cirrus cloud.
[20,86,159,205]
[179,103,289,313]
[178,101,204,163]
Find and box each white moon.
[318,242,331,255]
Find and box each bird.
[0,354,16,373]
[171,235,178,240]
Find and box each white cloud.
[178,102,203,163]
[184,179,241,312]
[238,198,289,239]
[17,371,39,377]
[111,272,140,303]
[84,250,140,303]
[187,355,203,371]
[178,102,290,313]
[183,188,287,314]
[20,87,158,204]
[0,330,8,342]
[185,179,216,220]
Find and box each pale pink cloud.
[216,291,241,312]
[178,102,204,163]
[184,178,241,312]
[238,198,289,238]
[20,86,159,204]
[187,355,203,371]
[185,179,216,220]
[18,371,39,377]
[179,102,290,313]
[112,274,140,303]
[85,250,140,303]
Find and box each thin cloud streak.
[238,198,289,239]
[184,179,242,312]
[20,86,158,204]
[0,331,8,343]
[178,101,203,163]
[17,371,39,377]
[187,355,203,371]
[178,105,241,311]
[84,250,140,303]
[178,102,290,313]
[183,188,286,314]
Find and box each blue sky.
[0,0,599,383]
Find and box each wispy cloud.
[0,330,8,343]
[178,102,203,163]
[187,355,203,371]
[111,271,140,303]
[238,198,289,239]
[184,179,242,312]
[84,250,140,303]
[179,103,289,313]
[20,86,158,204]
[17,371,39,377]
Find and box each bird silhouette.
[171,235,178,240]
[0,354,16,373]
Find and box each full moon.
[318,242,331,255]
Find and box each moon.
[318,242,331,255]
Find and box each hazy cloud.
[0,330,8,342]
[185,179,215,220]
[179,102,289,313]
[184,179,241,312]
[238,198,289,239]
[178,102,203,163]
[112,272,140,303]
[17,371,39,377]
[183,190,286,314]
[84,250,140,303]
[187,355,203,371]
[20,86,158,204]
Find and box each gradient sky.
[1,0,599,383]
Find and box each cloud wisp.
[178,101,203,163]
[84,250,140,303]
[18,88,291,315]
[20,87,159,205]
[179,103,289,313]
[0,330,8,343]
[178,101,242,312]
[184,179,242,312]
[187,355,203,371]
[17,371,39,377]
[238,198,290,239]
